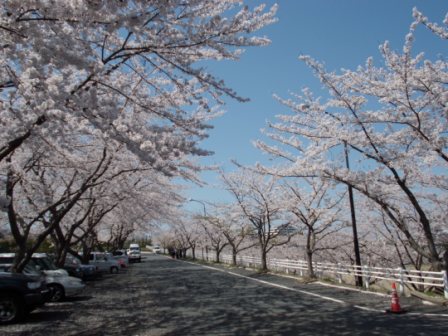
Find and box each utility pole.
[344,141,363,287]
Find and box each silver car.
[32,253,85,302]
[87,252,120,274]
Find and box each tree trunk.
[215,249,220,263]
[443,249,448,275]
[232,249,237,266]
[54,242,70,268]
[306,250,315,278]
[261,248,268,271]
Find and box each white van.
[127,244,141,263]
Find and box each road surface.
[3,254,447,335]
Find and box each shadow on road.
[2,255,447,336]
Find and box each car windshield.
[23,262,41,275]
[0,257,42,275]
[130,247,139,251]
[33,257,58,270]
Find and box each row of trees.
[0,1,277,271]
[165,170,351,279]
[166,8,448,281]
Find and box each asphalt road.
[2,254,447,335]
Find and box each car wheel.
[48,284,65,302]
[110,266,119,274]
[0,294,25,324]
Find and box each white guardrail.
[190,251,448,299]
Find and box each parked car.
[31,253,69,277]
[64,255,99,280]
[0,272,50,324]
[61,257,84,279]
[31,253,85,302]
[87,252,120,274]
[0,253,85,302]
[127,244,141,263]
[111,250,129,268]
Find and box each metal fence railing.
[188,251,448,299]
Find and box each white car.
[127,244,141,263]
[152,246,161,254]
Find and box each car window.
[32,258,48,270]
[0,257,14,264]
[39,257,58,270]
[23,263,41,275]
[32,257,58,270]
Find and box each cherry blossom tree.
[0,0,277,179]
[156,230,177,255]
[53,159,182,265]
[256,9,447,271]
[281,178,348,278]
[3,142,114,271]
[1,130,186,271]
[1,0,278,271]
[51,187,121,267]
[214,204,257,265]
[221,168,293,271]
[172,217,203,259]
[199,214,229,263]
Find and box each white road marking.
[195,263,347,305]
[353,305,382,312]
[184,261,448,317]
[314,281,389,297]
[407,312,448,317]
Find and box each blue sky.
[184,0,448,214]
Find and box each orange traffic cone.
[386,282,405,314]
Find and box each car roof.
[0,252,49,257]
[32,253,48,257]
[0,253,16,257]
